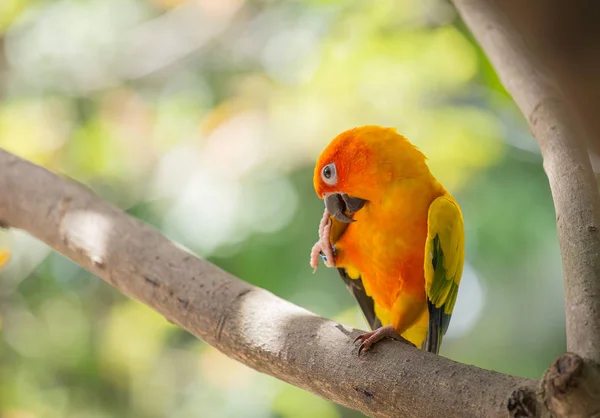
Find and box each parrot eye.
[321,163,337,185]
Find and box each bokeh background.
[0,0,565,417]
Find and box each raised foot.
[353,325,416,355]
[310,208,336,271]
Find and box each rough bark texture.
[540,353,600,417]
[453,0,600,366]
[0,149,533,417]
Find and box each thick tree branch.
[487,1,600,173]
[453,1,600,416]
[453,0,600,365]
[0,150,533,417]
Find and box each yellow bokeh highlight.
[0,249,10,269]
[0,99,69,168]
[0,0,31,31]
[99,300,177,382]
[272,384,340,418]
[0,228,12,270]
[199,346,254,390]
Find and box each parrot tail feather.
[425,300,447,354]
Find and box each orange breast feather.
[332,178,442,328]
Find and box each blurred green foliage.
[0,0,565,417]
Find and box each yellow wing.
[423,194,464,354]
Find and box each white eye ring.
[321,163,337,185]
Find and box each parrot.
[309,126,464,355]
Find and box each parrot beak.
[324,193,367,223]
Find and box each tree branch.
[452,1,600,416]
[452,0,600,366]
[0,151,532,417]
[485,0,600,174]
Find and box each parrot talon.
[319,245,336,262]
[353,325,415,356]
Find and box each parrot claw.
[357,342,369,356]
[353,325,416,356]
[319,246,336,262]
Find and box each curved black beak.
[324,193,367,223]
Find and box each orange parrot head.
[313,125,428,223]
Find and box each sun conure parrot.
[309,126,464,354]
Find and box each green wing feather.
[424,195,465,354]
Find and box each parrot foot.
[310,208,336,272]
[353,325,415,355]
